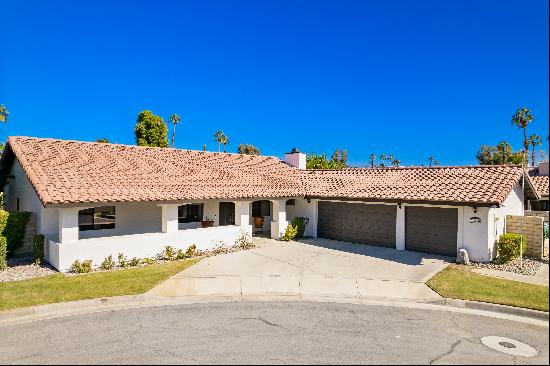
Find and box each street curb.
[1,293,548,328]
[433,298,549,321]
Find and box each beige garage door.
[317,201,396,248]
[405,206,458,256]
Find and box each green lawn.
[0,259,198,311]
[427,265,549,312]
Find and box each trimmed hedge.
[0,236,7,270]
[0,210,31,256]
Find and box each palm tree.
[379,153,387,167]
[213,130,225,152]
[428,156,440,167]
[0,104,9,123]
[369,154,376,168]
[528,133,542,167]
[496,140,512,165]
[387,154,394,166]
[511,107,534,158]
[169,113,181,147]
[222,134,230,152]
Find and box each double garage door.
[317,201,457,256]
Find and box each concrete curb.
[433,298,549,321]
[0,293,548,328]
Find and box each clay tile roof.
[5,136,305,206]
[528,169,549,197]
[300,165,536,205]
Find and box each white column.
[457,206,464,252]
[270,199,288,239]
[235,201,253,237]
[395,203,405,250]
[161,204,179,233]
[58,207,80,243]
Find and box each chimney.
[539,161,549,176]
[284,148,306,170]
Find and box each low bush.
[100,255,115,270]
[33,234,45,265]
[118,253,127,268]
[128,257,141,267]
[0,210,31,255]
[497,233,526,263]
[235,232,254,250]
[0,236,7,271]
[291,217,309,240]
[185,244,197,258]
[281,224,298,241]
[162,246,177,261]
[71,259,93,274]
[141,257,155,266]
[176,249,185,260]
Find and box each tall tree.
[528,133,542,167]
[306,148,349,169]
[379,153,387,167]
[237,144,261,155]
[369,154,376,168]
[134,110,169,147]
[0,104,8,123]
[213,130,225,152]
[476,142,522,165]
[511,107,534,166]
[222,134,230,152]
[496,141,512,164]
[169,113,181,147]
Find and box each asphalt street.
[0,301,548,364]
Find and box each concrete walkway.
[148,237,451,301]
[472,264,549,287]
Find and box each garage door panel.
[405,206,457,257]
[318,201,396,248]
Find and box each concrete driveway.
[149,237,451,301]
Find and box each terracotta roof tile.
[6,136,304,206]
[528,169,549,197]
[300,166,531,205]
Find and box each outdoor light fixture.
[473,207,478,213]
[397,203,402,209]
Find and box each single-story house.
[528,161,549,212]
[0,136,542,271]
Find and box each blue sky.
[1,0,548,166]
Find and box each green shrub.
[100,255,115,270]
[0,210,31,255]
[497,233,526,263]
[0,236,7,271]
[176,249,185,260]
[141,257,155,265]
[71,259,93,274]
[118,253,127,268]
[33,234,45,265]
[128,257,141,267]
[281,224,298,241]
[185,244,197,258]
[162,246,176,261]
[291,217,309,239]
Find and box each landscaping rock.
[0,256,57,282]
[471,257,548,276]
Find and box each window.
[178,204,204,223]
[531,200,549,211]
[78,206,115,231]
[252,200,271,217]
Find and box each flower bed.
[470,256,548,276]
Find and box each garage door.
[405,206,457,256]
[317,201,396,247]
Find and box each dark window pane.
[178,204,204,223]
[78,206,115,231]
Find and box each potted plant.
[253,216,264,229]
[201,216,214,228]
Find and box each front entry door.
[219,202,235,226]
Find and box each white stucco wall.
[286,198,318,237]
[48,224,251,271]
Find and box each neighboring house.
[0,137,540,270]
[528,161,549,212]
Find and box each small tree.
[237,144,261,155]
[96,138,110,143]
[379,154,387,167]
[428,156,440,167]
[213,130,225,152]
[134,110,169,147]
[222,134,230,152]
[169,113,181,147]
[528,133,542,167]
[391,158,401,167]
